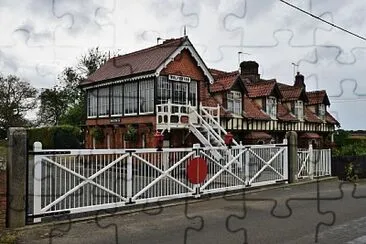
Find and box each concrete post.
[286,131,298,183]
[7,127,27,228]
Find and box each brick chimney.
[294,72,305,88]
[240,61,260,82]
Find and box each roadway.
[18,179,366,244]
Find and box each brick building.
[80,36,339,149]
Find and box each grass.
[0,231,18,244]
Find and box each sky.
[0,0,366,130]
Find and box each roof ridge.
[111,37,185,62]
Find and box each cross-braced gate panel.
[31,149,129,221]
[129,149,197,203]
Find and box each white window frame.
[227,91,242,115]
[294,100,304,120]
[139,79,154,114]
[111,84,123,116]
[98,87,109,117]
[124,82,138,115]
[173,82,188,105]
[157,76,171,104]
[87,89,98,118]
[189,80,198,106]
[319,104,326,119]
[266,96,277,119]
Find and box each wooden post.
[286,131,298,183]
[7,127,27,228]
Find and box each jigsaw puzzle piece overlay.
[225,0,333,48]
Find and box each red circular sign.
[186,157,208,184]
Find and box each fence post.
[282,139,288,181]
[309,144,314,180]
[286,131,298,183]
[126,151,133,204]
[33,142,42,223]
[328,149,332,176]
[193,143,201,198]
[244,147,250,186]
[7,127,27,228]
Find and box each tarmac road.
[17,179,366,244]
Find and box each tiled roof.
[304,107,323,123]
[245,80,277,98]
[243,96,270,120]
[306,90,330,105]
[210,73,239,93]
[277,103,297,121]
[209,68,236,79]
[82,37,186,85]
[244,132,272,140]
[325,111,340,126]
[278,85,303,102]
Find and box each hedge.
[28,125,83,149]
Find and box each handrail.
[199,106,239,146]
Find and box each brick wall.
[0,170,6,229]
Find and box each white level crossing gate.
[28,142,288,223]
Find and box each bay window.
[189,80,197,106]
[266,96,277,119]
[173,82,188,105]
[124,82,138,115]
[319,104,325,120]
[157,76,171,104]
[111,84,123,115]
[294,100,304,120]
[87,89,97,117]
[139,79,154,113]
[227,91,242,115]
[98,87,109,116]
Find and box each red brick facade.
[84,47,210,149]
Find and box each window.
[266,97,277,119]
[157,76,171,104]
[189,80,198,106]
[87,89,97,117]
[227,91,242,115]
[318,104,325,119]
[98,87,109,116]
[139,79,154,113]
[111,84,123,115]
[173,82,188,105]
[124,82,138,115]
[294,100,304,120]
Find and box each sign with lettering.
[110,118,121,123]
[168,75,191,83]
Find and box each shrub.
[89,127,104,142]
[125,124,137,142]
[28,125,82,149]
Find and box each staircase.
[188,104,241,167]
[156,100,241,167]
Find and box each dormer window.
[227,91,242,115]
[266,96,277,119]
[294,100,304,120]
[319,104,325,120]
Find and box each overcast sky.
[1,0,365,130]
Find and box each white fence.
[29,142,288,222]
[297,145,332,179]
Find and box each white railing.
[297,145,332,179]
[156,100,190,131]
[29,141,288,222]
